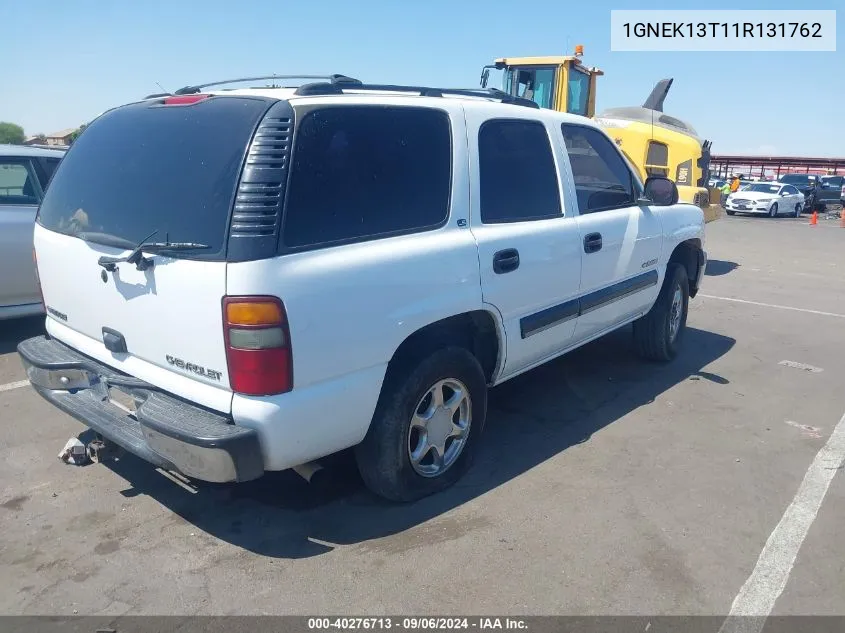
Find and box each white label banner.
[611,10,836,51]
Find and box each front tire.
[726,210,736,216]
[769,202,778,218]
[355,346,488,502]
[633,263,689,362]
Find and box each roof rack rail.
[292,83,540,109]
[169,74,361,96]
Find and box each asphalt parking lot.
[1,214,843,617]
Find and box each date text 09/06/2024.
[307,618,528,630]
[622,22,823,39]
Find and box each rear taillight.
[163,94,210,105]
[33,249,44,307]
[223,296,292,396]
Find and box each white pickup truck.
[19,76,707,502]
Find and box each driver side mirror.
[641,176,679,206]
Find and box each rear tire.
[794,204,802,218]
[769,202,778,218]
[633,263,689,362]
[355,346,487,502]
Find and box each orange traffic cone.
[840,209,845,228]
[810,211,818,226]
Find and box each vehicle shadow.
[103,324,735,559]
[704,260,739,276]
[0,315,45,355]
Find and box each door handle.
[584,232,602,253]
[493,248,520,274]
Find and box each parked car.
[725,182,804,217]
[0,144,66,320]
[18,78,707,501]
[777,173,819,211]
[817,175,844,211]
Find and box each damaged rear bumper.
[17,335,264,483]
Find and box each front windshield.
[746,184,781,193]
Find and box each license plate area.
[108,386,137,414]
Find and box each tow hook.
[86,436,124,463]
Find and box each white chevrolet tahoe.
[19,75,707,502]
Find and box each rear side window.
[478,119,561,223]
[37,96,270,258]
[0,160,40,206]
[561,124,636,214]
[282,106,451,249]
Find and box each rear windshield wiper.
[97,230,210,272]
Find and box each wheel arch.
[668,238,703,298]
[385,310,504,388]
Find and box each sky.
[2,0,842,157]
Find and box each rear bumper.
[17,335,264,483]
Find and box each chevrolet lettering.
[165,355,222,381]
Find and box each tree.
[68,124,87,144]
[0,122,25,145]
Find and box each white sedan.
[725,182,805,217]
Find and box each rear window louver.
[227,100,294,261]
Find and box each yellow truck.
[480,50,714,215]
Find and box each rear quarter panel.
[226,101,488,469]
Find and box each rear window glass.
[282,106,451,249]
[37,96,270,258]
[779,175,813,185]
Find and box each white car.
[725,182,804,217]
[0,144,66,319]
[18,76,707,502]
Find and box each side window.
[283,106,452,249]
[37,157,62,189]
[561,124,637,214]
[0,160,40,207]
[567,67,591,116]
[645,141,669,177]
[478,119,561,223]
[514,68,556,110]
[785,185,798,195]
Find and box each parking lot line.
[719,409,845,633]
[700,295,845,319]
[0,379,29,393]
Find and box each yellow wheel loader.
[480,51,715,216]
